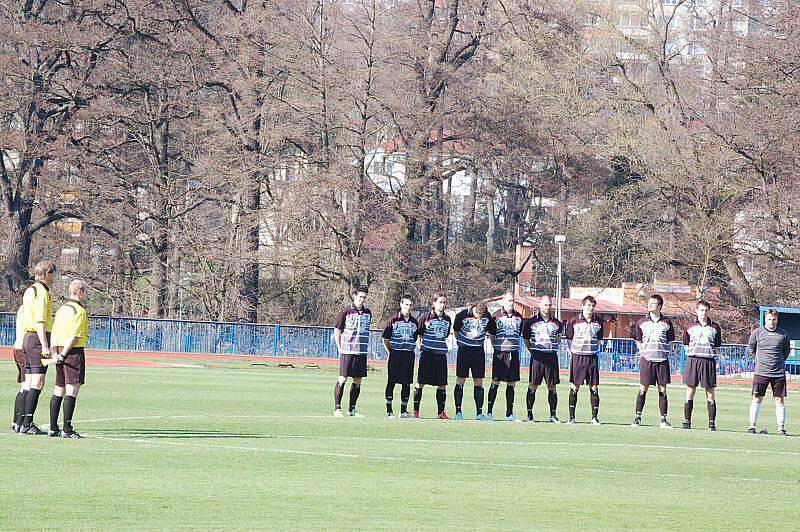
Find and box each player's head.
[34,260,56,283]
[351,286,368,307]
[431,292,447,313]
[474,300,488,318]
[399,294,413,315]
[582,295,596,314]
[69,279,87,301]
[764,308,778,330]
[696,300,710,321]
[539,295,552,316]
[501,290,514,313]
[648,294,664,313]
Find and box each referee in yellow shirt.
[49,279,89,439]
[11,304,27,432]
[19,260,56,435]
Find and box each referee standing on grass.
[11,302,27,432]
[19,260,56,435]
[48,279,90,438]
[332,286,372,418]
[746,309,790,436]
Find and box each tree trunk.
[239,178,260,323]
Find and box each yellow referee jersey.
[51,300,89,348]
[13,306,25,350]
[22,282,53,332]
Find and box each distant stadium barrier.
[0,312,797,379]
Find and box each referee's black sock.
[526,388,535,419]
[658,392,668,419]
[15,390,28,427]
[547,389,558,418]
[385,381,394,414]
[49,395,63,431]
[13,391,24,426]
[436,388,446,415]
[505,385,515,417]
[474,386,484,415]
[635,391,646,416]
[454,383,464,414]
[400,384,410,414]
[348,383,361,413]
[487,383,499,415]
[568,389,578,419]
[63,395,77,433]
[413,387,422,413]
[684,399,694,424]
[23,388,41,428]
[707,400,716,425]
[333,381,345,411]
[590,388,600,419]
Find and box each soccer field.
[1,357,799,530]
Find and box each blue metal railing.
[1,312,797,380]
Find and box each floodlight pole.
[554,235,566,321]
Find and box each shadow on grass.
[89,428,277,439]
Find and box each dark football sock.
[635,391,646,416]
[13,391,24,426]
[63,395,77,432]
[568,389,578,419]
[50,395,63,431]
[15,390,28,426]
[348,383,361,412]
[526,388,535,417]
[590,388,600,419]
[385,381,394,414]
[707,400,716,424]
[436,388,446,414]
[400,384,411,413]
[413,387,422,412]
[684,400,694,423]
[548,389,558,418]
[487,383,499,415]
[474,386,484,415]
[505,386,515,417]
[334,381,345,410]
[454,383,464,414]
[23,388,42,427]
[658,392,668,419]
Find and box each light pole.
[554,234,566,321]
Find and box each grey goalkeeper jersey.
[746,326,791,378]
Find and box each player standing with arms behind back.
[681,300,722,431]
[19,260,56,435]
[565,296,604,425]
[332,286,372,418]
[632,294,676,429]
[746,309,790,436]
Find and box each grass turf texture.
[1,358,799,530]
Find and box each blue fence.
[1,312,798,380]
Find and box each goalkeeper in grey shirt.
[746,309,791,435]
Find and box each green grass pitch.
[1,357,799,530]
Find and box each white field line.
[79,433,800,486]
[68,414,800,458]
